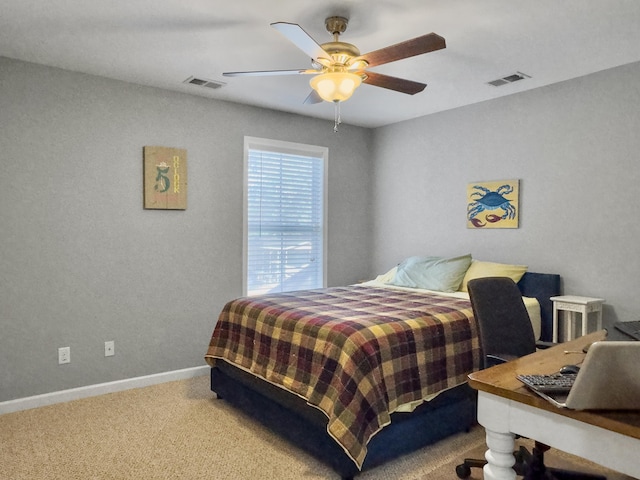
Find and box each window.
[244,137,327,296]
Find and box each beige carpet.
[0,375,635,479]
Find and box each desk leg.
[477,392,517,480]
[483,429,517,480]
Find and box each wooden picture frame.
[143,146,187,210]
[467,179,519,228]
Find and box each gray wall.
[3,55,639,403]
[371,61,640,327]
[0,57,373,402]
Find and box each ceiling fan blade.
[303,90,323,105]
[361,71,427,95]
[359,33,446,68]
[223,69,317,77]
[271,22,331,62]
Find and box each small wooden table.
[550,295,605,342]
[468,331,640,480]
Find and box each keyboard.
[516,373,577,393]
[614,320,640,340]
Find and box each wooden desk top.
[468,331,640,440]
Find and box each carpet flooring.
[0,375,635,479]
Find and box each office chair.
[455,277,605,480]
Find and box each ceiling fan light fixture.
[310,71,362,103]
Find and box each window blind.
[246,147,325,295]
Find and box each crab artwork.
[467,183,518,228]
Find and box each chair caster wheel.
[456,463,471,479]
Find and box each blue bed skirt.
[211,361,477,479]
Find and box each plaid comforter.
[205,285,480,468]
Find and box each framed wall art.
[143,146,187,210]
[467,179,519,229]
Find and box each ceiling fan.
[223,16,445,129]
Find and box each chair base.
[456,442,606,480]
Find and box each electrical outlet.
[104,341,115,357]
[58,346,70,364]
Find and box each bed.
[205,260,560,479]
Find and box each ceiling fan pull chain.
[333,100,341,133]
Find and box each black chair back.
[467,277,536,368]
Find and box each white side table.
[550,295,605,342]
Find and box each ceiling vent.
[184,76,226,89]
[488,72,530,87]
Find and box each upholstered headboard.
[517,272,561,342]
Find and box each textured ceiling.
[2,0,640,128]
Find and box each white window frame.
[243,136,328,296]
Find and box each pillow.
[387,254,472,292]
[460,260,528,292]
[373,266,398,284]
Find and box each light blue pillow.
[388,254,472,292]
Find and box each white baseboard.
[0,365,210,415]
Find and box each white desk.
[550,295,604,342]
[468,332,640,480]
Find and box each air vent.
[488,79,509,87]
[183,76,226,89]
[488,72,530,87]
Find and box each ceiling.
[2,0,640,128]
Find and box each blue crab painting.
[467,183,518,228]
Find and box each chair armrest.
[535,340,556,350]
[486,354,517,368]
